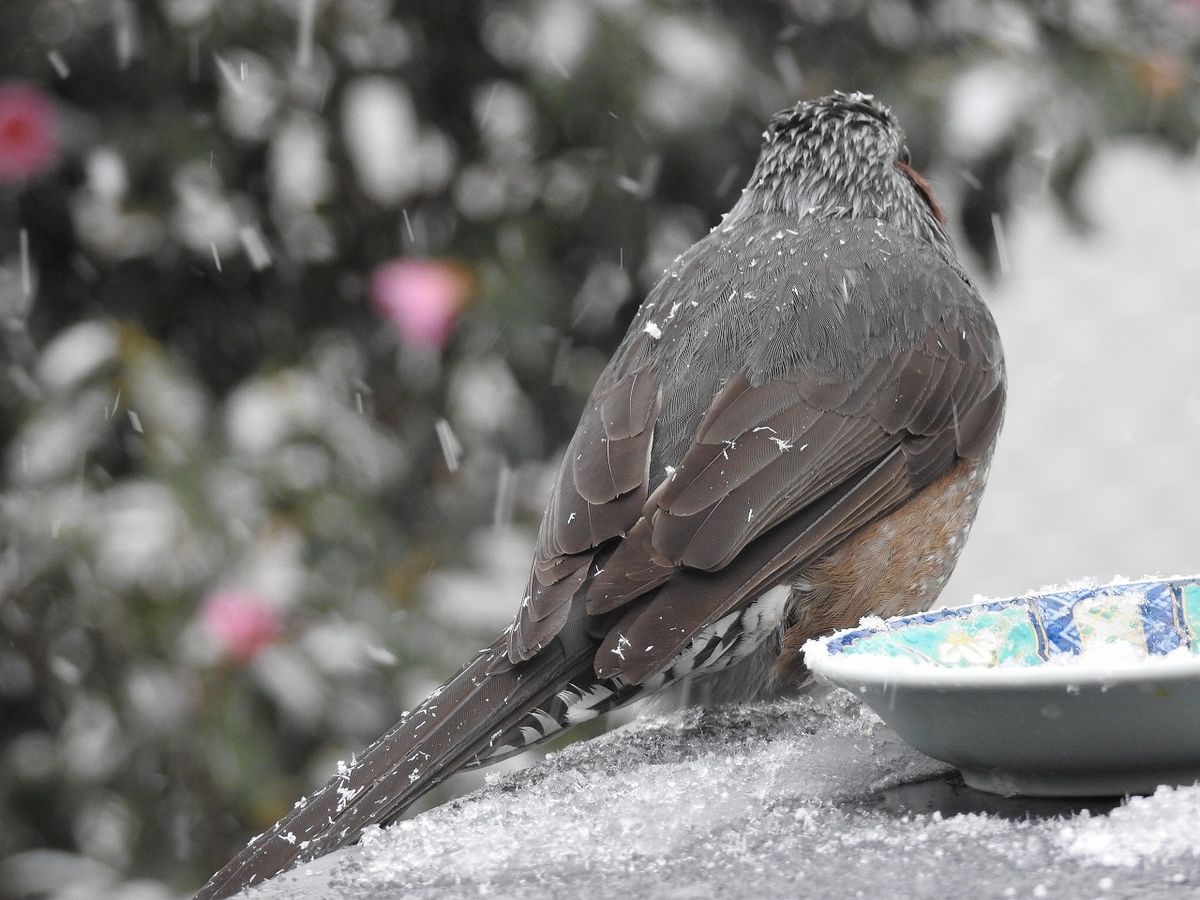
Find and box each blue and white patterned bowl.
[804,576,1200,797]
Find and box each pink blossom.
[370,259,472,348]
[201,590,282,664]
[0,82,59,184]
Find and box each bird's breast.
[777,451,995,683]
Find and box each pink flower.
[370,259,472,348]
[201,590,282,664]
[0,82,59,184]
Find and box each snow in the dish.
[243,692,1200,900]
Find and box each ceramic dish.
[804,576,1200,797]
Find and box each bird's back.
[611,213,997,480]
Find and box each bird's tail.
[194,625,626,899]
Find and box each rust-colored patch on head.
[897,160,946,224]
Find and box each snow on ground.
[244,691,1200,899]
[1058,785,1200,871]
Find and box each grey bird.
[196,91,1005,899]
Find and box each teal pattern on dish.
[1183,584,1200,655]
[826,578,1200,667]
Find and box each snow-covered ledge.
[243,692,1200,899]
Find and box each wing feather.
[595,449,914,682]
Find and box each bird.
[195,91,1005,898]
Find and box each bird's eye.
[899,145,912,165]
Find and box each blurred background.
[1,0,1198,896]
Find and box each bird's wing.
[508,215,1005,680]
[505,337,663,661]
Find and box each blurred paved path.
[945,141,1200,604]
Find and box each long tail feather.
[195,630,600,899]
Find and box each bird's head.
[729,92,951,254]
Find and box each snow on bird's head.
[769,92,900,143]
[762,92,905,178]
[730,92,952,256]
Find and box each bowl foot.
[959,765,1200,798]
